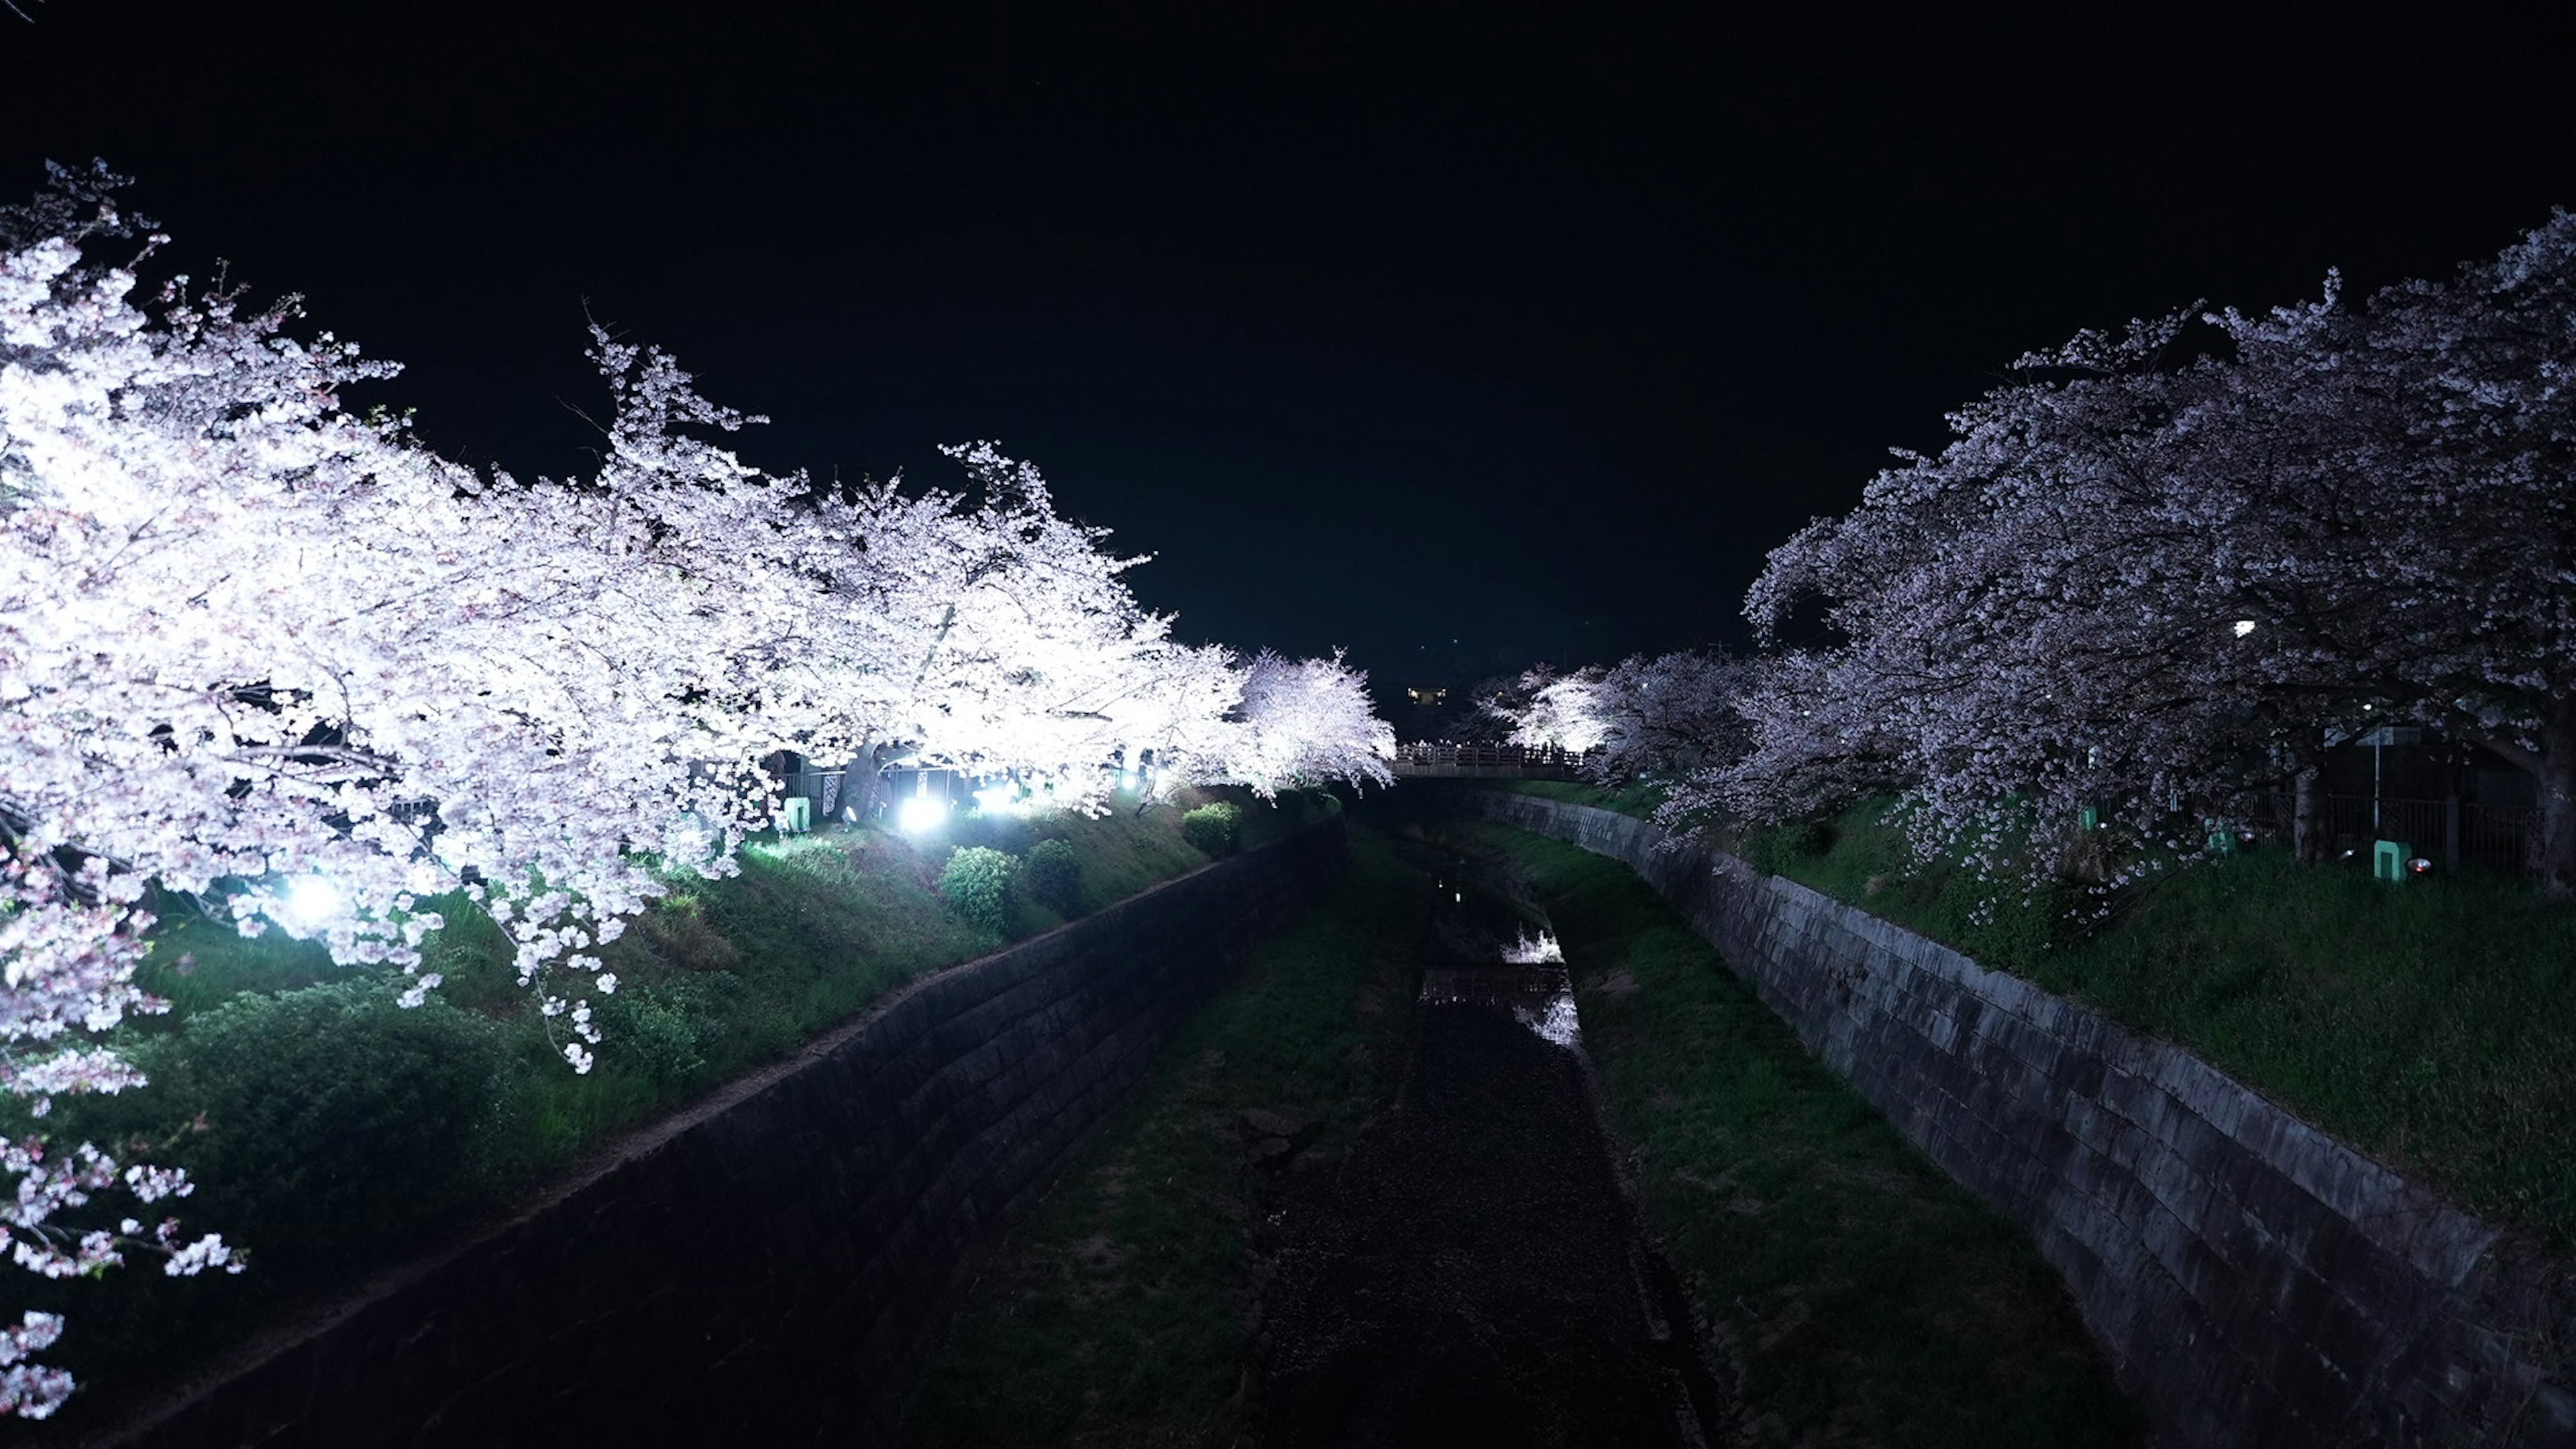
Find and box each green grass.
[1417,814,2143,1447]
[24,786,1335,1419]
[1736,799,2072,976]
[900,828,1417,1448]
[1738,797,2576,1254]
[1483,775,1668,818]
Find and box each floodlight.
[282,875,343,928]
[898,796,949,834]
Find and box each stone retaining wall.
[97,812,1350,1448]
[1461,790,2574,1448]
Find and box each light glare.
[282,875,342,928]
[898,796,949,834]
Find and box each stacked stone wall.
[97,814,1350,1448]
[1462,790,2574,1448]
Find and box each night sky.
[11,5,2574,707]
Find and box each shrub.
[940,846,1019,934]
[1024,838,1083,916]
[1181,802,1243,857]
[133,978,506,1275]
[592,982,710,1090]
[1739,818,1833,877]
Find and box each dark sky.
[11,3,2575,702]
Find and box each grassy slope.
[900,829,1418,1448]
[1483,775,1667,818]
[1434,816,2143,1447]
[1745,798,2576,1254]
[30,786,1327,1416]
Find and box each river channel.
[1251,867,1717,1446]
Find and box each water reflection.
[1421,880,1585,1049]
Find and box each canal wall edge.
[96,811,1352,1448]
[1460,789,2575,1449]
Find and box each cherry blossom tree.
[1580,650,1752,787]
[1,162,1405,1415]
[1690,212,2576,898]
[2211,213,2576,894]
[1484,665,1609,753]
[1218,649,1396,796]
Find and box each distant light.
[2408,857,2433,875]
[282,875,342,928]
[973,784,1022,817]
[2233,619,2257,638]
[898,796,949,834]
[1454,892,1463,904]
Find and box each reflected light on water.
[1514,991,1582,1047]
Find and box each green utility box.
[2079,805,2100,831]
[2373,839,2410,881]
[779,796,813,834]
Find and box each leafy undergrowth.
[1741,797,2576,1254]
[1421,814,2143,1448]
[898,830,1417,1448]
[25,785,1330,1426]
[1485,775,1668,818]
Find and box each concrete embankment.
[1452,788,2576,1449]
[91,812,1350,1448]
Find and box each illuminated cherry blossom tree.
[1580,651,1751,787]
[1485,665,1609,753]
[1220,649,1396,796]
[0,164,1395,1415]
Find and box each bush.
[1181,802,1243,857]
[134,978,507,1275]
[1024,838,1083,916]
[939,846,1019,934]
[592,981,711,1090]
[1741,817,1835,876]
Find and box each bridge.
[1390,743,1599,780]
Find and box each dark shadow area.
[1252,877,1707,1446]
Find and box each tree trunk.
[845,741,896,827]
[2538,735,2576,902]
[2292,761,2328,865]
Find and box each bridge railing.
[1390,743,1603,778]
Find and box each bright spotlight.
[974,785,1022,817]
[282,875,343,928]
[2233,619,2257,638]
[898,796,949,834]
